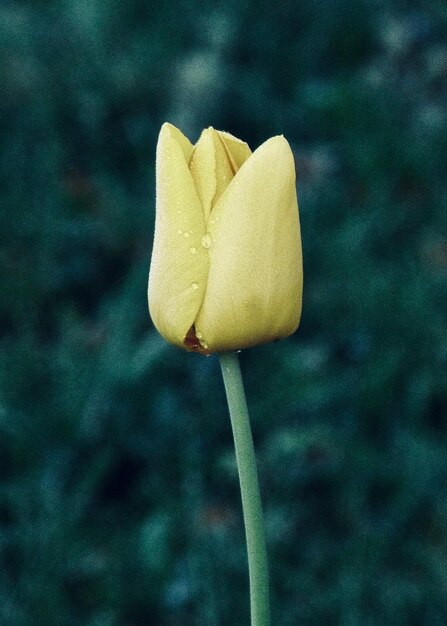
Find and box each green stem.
[219,351,270,626]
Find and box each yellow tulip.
[148,123,303,354]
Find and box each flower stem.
[219,351,270,626]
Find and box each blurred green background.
[1,1,447,624]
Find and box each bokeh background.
[1,1,447,624]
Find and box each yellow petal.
[212,131,238,210]
[189,128,216,221]
[216,130,252,171]
[189,128,248,221]
[166,122,195,161]
[194,135,302,352]
[148,123,209,348]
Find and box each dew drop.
[189,246,197,254]
[200,341,209,350]
[195,330,203,339]
[177,229,183,235]
[201,233,212,249]
[183,231,190,238]
[192,282,199,290]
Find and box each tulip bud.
[148,123,303,354]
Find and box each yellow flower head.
[148,123,303,354]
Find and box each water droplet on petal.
[201,233,212,249]
[184,231,190,238]
[190,246,197,254]
[192,282,199,290]
[177,229,183,235]
[195,331,203,339]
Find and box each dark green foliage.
[1,1,446,624]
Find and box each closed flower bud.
[148,123,303,354]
